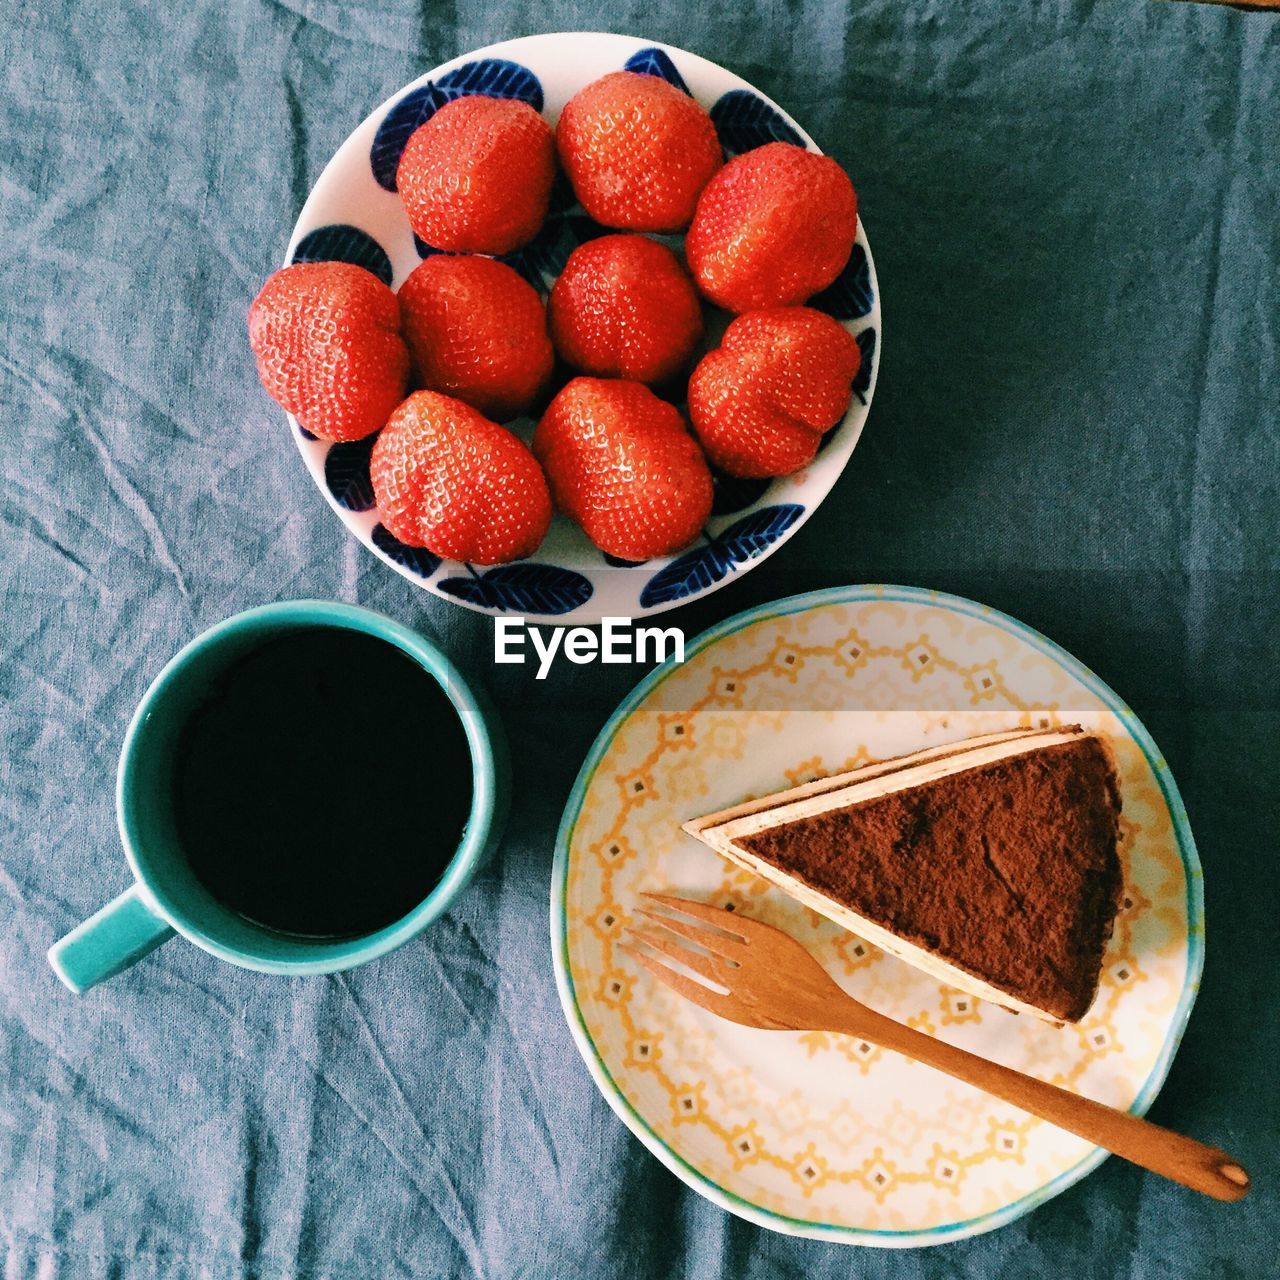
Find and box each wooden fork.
[622,894,1250,1202]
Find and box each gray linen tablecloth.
[1,1,1276,1276]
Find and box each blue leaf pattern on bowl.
[809,244,873,321]
[435,59,544,109]
[371,524,441,578]
[623,47,691,95]
[323,437,377,511]
[853,329,876,404]
[295,422,319,442]
[710,90,805,155]
[710,469,773,516]
[370,60,543,191]
[291,224,394,287]
[639,505,804,607]
[370,83,447,191]
[438,564,594,614]
[414,235,448,259]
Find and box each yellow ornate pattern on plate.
[556,590,1199,1244]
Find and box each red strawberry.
[533,378,713,559]
[248,262,409,442]
[688,307,860,477]
[556,71,722,232]
[397,97,555,254]
[370,391,552,564]
[398,255,553,421]
[548,235,703,386]
[686,142,857,312]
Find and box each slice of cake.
[683,726,1123,1023]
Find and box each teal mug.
[48,601,507,993]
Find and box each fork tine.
[640,892,792,948]
[635,907,744,960]
[619,942,758,1026]
[641,893,749,937]
[625,925,728,987]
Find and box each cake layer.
[683,727,1048,836]
[685,728,1123,1022]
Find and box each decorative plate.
[551,586,1202,1246]
[283,33,881,624]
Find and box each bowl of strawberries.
[248,32,880,623]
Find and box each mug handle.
[48,886,175,993]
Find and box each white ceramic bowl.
[284,33,881,623]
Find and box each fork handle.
[837,1006,1249,1201]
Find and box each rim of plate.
[282,32,882,625]
[550,584,1205,1247]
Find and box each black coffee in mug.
[171,628,472,938]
